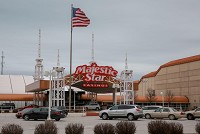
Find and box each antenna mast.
[34,29,44,81]
[120,53,134,104]
[57,49,60,67]
[38,29,41,58]
[89,33,96,65]
[1,51,5,75]
[125,53,128,70]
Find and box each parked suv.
[186,107,200,120]
[85,103,101,110]
[0,103,15,110]
[99,104,143,121]
[142,105,162,118]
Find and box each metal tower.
[89,33,96,65]
[52,49,65,106]
[34,29,44,81]
[120,53,134,104]
[33,29,44,106]
[88,33,97,103]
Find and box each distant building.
[137,54,200,109]
[0,75,34,107]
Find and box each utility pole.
[1,51,5,75]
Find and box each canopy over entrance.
[65,74,120,93]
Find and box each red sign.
[74,63,118,82]
[82,83,109,88]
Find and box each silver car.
[186,107,200,120]
[145,107,185,120]
[99,104,143,121]
[85,103,101,110]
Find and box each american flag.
[72,7,90,27]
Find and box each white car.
[145,107,185,120]
[84,103,101,110]
[99,104,143,121]
[142,105,162,118]
[186,107,200,120]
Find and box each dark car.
[18,104,39,111]
[16,108,32,118]
[22,107,65,121]
[0,103,15,110]
[52,106,68,117]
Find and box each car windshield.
[136,106,141,109]
[171,108,178,112]
[51,108,60,111]
[155,108,162,112]
[110,105,118,110]
[21,108,32,113]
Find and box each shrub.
[65,123,84,134]
[115,121,136,134]
[168,122,183,134]
[196,122,200,134]
[93,123,114,134]
[34,120,57,134]
[148,120,169,134]
[1,123,23,134]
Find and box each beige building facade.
[137,55,200,109]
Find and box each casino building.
[136,54,200,109]
[0,54,199,110]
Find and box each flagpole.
[69,4,73,112]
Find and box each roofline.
[139,54,200,84]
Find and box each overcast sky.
[0,0,200,80]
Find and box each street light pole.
[44,70,56,120]
[160,92,164,107]
[73,90,76,112]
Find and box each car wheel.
[24,115,29,121]
[96,107,99,110]
[134,117,138,120]
[127,114,134,121]
[55,118,60,121]
[145,114,151,119]
[102,113,108,120]
[187,114,195,120]
[169,114,175,120]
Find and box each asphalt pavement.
[0,113,198,134]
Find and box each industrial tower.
[120,54,134,104]
[34,29,44,81]
[33,29,44,106]
[51,49,65,106]
[88,33,97,103]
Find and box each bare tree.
[165,90,174,107]
[146,88,157,105]
[134,92,138,103]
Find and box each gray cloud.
[0,0,200,80]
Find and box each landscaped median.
[85,111,99,116]
[1,120,200,134]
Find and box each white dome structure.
[0,75,34,94]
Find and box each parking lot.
[0,113,199,134]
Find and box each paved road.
[0,113,199,134]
